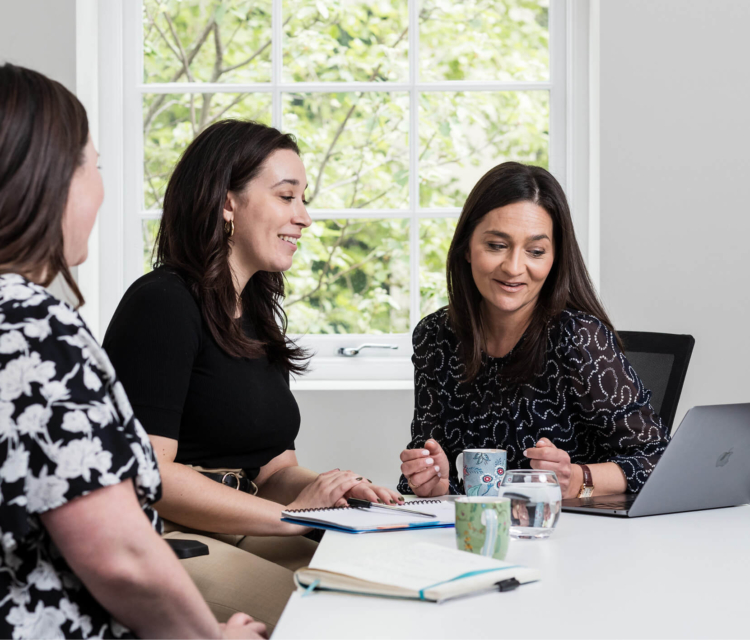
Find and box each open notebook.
[281,499,455,533]
[295,542,540,602]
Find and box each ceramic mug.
[455,497,511,561]
[456,449,507,496]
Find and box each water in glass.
[500,470,562,540]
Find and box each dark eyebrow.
[271,179,309,189]
[483,230,551,242]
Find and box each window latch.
[337,343,399,357]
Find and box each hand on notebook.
[400,439,450,497]
[287,470,365,512]
[342,480,405,508]
[220,613,267,639]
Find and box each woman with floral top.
[0,63,264,639]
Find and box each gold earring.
[224,219,234,237]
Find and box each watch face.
[581,487,594,498]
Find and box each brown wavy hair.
[0,63,88,305]
[155,119,309,374]
[446,161,621,383]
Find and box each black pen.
[347,498,437,518]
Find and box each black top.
[0,274,161,639]
[102,268,300,477]
[397,308,671,495]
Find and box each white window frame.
[95,0,594,388]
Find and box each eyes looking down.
[223,148,312,276]
[467,201,556,317]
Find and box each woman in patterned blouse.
[0,64,263,639]
[399,162,669,499]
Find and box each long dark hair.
[155,119,308,374]
[0,63,88,305]
[446,161,621,383]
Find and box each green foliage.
[144,0,273,83]
[419,217,457,318]
[419,0,549,82]
[284,0,409,83]
[286,219,409,334]
[143,93,271,209]
[284,91,409,211]
[419,91,549,208]
[140,0,550,335]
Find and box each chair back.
[618,331,695,431]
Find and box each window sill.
[290,379,414,391]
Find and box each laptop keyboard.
[583,496,636,509]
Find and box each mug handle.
[456,452,463,478]
[480,509,499,557]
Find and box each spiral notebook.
[281,500,455,534]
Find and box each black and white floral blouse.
[398,308,671,496]
[0,274,162,639]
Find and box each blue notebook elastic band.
[418,566,520,600]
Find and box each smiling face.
[223,148,311,279]
[467,201,555,320]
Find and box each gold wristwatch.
[576,464,594,498]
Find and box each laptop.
[561,403,750,517]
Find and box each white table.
[273,504,750,639]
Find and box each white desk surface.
[273,503,750,639]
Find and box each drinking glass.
[499,470,562,540]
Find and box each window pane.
[143,92,272,209]
[142,219,160,273]
[285,219,410,334]
[283,0,409,83]
[143,0,272,84]
[419,90,549,208]
[283,92,409,210]
[419,0,549,82]
[420,218,457,318]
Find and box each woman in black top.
[0,64,263,639]
[398,162,669,499]
[103,120,402,628]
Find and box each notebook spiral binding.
[285,499,443,514]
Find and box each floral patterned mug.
[455,497,511,561]
[456,448,508,496]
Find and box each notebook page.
[310,542,519,592]
[282,500,455,530]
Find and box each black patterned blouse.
[397,308,670,495]
[0,274,162,639]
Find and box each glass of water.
[499,470,562,540]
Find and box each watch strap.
[576,464,594,498]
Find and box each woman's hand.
[399,439,450,497]
[523,438,581,498]
[340,479,404,507]
[220,613,268,639]
[286,470,364,511]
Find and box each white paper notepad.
[281,499,455,533]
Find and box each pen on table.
[346,498,437,518]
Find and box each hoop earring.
[224,219,234,237]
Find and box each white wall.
[0,0,77,90]
[293,390,413,488]
[599,0,750,428]
[0,0,80,304]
